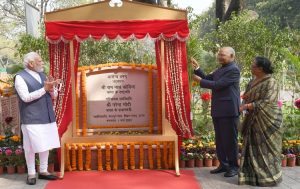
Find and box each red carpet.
[45,170,201,189]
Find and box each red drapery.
[45,20,189,42]
[46,19,192,139]
[155,40,193,138]
[49,40,80,137]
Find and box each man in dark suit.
[192,47,240,177]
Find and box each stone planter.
[204,159,212,167]
[195,159,203,167]
[6,166,16,174]
[287,158,296,167]
[17,165,26,174]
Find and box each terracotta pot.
[179,160,186,168]
[281,159,287,167]
[186,159,195,168]
[48,163,55,173]
[204,159,212,167]
[296,157,300,166]
[17,165,26,174]
[195,159,203,167]
[36,165,40,173]
[212,159,220,167]
[0,166,3,174]
[287,158,296,167]
[6,166,16,174]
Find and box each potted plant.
[186,153,195,168]
[194,153,204,167]
[0,148,4,174]
[204,153,213,167]
[48,149,56,173]
[286,153,296,167]
[212,154,220,167]
[179,152,188,168]
[4,147,16,174]
[281,154,287,167]
[15,147,26,174]
[296,153,300,166]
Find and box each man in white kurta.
[15,52,60,185]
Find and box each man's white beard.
[34,66,44,73]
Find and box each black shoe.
[38,174,58,180]
[26,177,36,185]
[210,166,227,174]
[224,169,237,177]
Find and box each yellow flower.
[10,135,20,142]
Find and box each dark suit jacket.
[194,62,240,118]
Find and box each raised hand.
[190,57,200,70]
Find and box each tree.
[216,0,244,22]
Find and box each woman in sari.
[238,56,283,186]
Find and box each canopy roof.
[44,0,189,42]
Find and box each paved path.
[0,167,299,189]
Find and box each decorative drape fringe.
[65,142,175,171]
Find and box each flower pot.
[213,159,220,167]
[287,158,296,167]
[186,159,195,168]
[6,166,16,174]
[48,163,55,173]
[281,159,287,167]
[195,159,203,167]
[17,165,26,174]
[179,160,186,168]
[296,157,300,166]
[36,165,40,173]
[0,166,3,174]
[204,159,212,167]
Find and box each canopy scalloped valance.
[45,20,189,43]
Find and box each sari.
[238,75,283,186]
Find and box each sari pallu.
[238,75,283,186]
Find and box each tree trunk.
[216,0,244,24]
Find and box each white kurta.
[15,69,60,153]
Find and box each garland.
[148,142,153,169]
[168,142,174,169]
[78,144,83,171]
[163,142,168,169]
[139,143,144,169]
[64,142,174,171]
[156,142,161,169]
[80,70,87,136]
[130,143,135,170]
[123,144,128,170]
[71,144,77,170]
[157,70,162,134]
[148,67,153,134]
[97,145,103,171]
[75,73,80,135]
[105,144,111,171]
[85,145,91,170]
[65,143,72,171]
[113,144,118,170]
